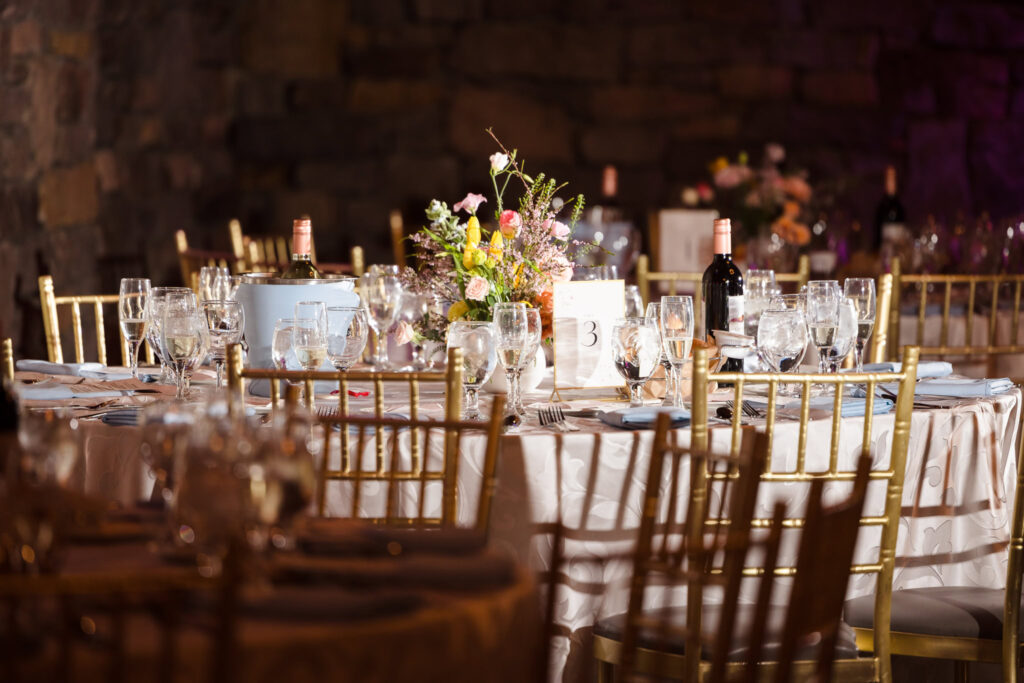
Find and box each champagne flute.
[360,273,402,370]
[446,321,497,420]
[119,278,152,379]
[291,318,327,372]
[646,302,675,407]
[326,306,369,371]
[161,293,200,399]
[827,298,858,373]
[843,278,876,372]
[146,287,193,383]
[493,302,529,427]
[806,281,841,374]
[611,317,661,407]
[202,300,245,388]
[660,296,694,409]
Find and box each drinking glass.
[827,298,858,373]
[446,321,497,420]
[757,309,810,373]
[646,302,675,407]
[624,285,644,318]
[294,301,327,331]
[198,266,228,302]
[360,273,403,370]
[147,287,193,383]
[272,319,300,380]
[291,318,327,372]
[843,278,876,372]
[769,293,807,312]
[515,308,543,415]
[326,306,369,371]
[806,281,841,373]
[744,270,779,339]
[119,278,152,379]
[160,293,200,399]
[213,272,242,301]
[182,311,210,396]
[660,296,694,409]
[493,302,529,427]
[396,292,430,370]
[202,300,245,388]
[611,317,661,407]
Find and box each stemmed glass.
[360,272,403,370]
[272,319,300,379]
[182,312,210,395]
[826,299,858,373]
[291,318,327,372]
[212,272,241,301]
[294,301,327,332]
[756,308,809,373]
[395,292,430,370]
[326,306,369,371]
[119,278,151,379]
[646,302,674,407]
[660,296,694,409]
[493,303,529,427]
[446,321,497,420]
[806,281,841,373]
[843,278,876,372]
[624,285,644,318]
[146,287,193,383]
[202,300,245,388]
[611,317,661,407]
[198,266,228,302]
[160,292,200,399]
[744,270,779,338]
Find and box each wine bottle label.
[727,295,744,334]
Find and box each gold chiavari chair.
[2,338,13,382]
[635,253,811,308]
[885,257,1024,379]
[226,346,504,534]
[38,275,154,366]
[175,229,238,292]
[390,209,408,269]
[844,399,1024,682]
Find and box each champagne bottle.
[279,218,321,279]
[873,165,906,252]
[702,218,744,373]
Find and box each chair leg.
[596,660,616,683]
[953,660,969,683]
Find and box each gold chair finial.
[2,338,13,382]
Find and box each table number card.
[551,280,626,399]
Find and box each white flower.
[681,187,700,207]
[489,152,509,172]
[425,199,449,222]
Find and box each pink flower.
[453,193,487,215]
[394,321,415,346]
[543,218,570,239]
[465,276,490,301]
[713,165,751,189]
[499,210,522,238]
[549,256,573,282]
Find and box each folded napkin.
[100,408,142,427]
[599,406,690,430]
[17,380,124,401]
[299,521,487,557]
[773,396,894,418]
[911,377,1014,397]
[240,587,422,622]
[78,367,134,381]
[17,359,105,376]
[858,361,954,378]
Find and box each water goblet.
[202,300,245,388]
[160,293,200,399]
[360,273,403,370]
[660,296,694,409]
[181,311,211,396]
[611,317,661,407]
[446,321,497,420]
[843,278,876,372]
[326,306,369,371]
[291,318,327,372]
[119,278,152,379]
[756,308,810,374]
[493,303,529,427]
[512,308,542,416]
[146,287,193,383]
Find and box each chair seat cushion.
[594,603,860,662]
[845,586,1007,640]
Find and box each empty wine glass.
[660,296,694,409]
[198,266,228,302]
[756,308,809,373]
[827,298,858,373]
[806,281,841,374]
[769,293,807,312]
[119,278,151,379]
[291,318,327,372]
[611,317,661,407]
[493,302,529,427]
[360,272,403,370]
[272,319,300,377]
[646,301,675,407]
[843,278,876,372]
[294,301,327,331]
[146,287,193,383]
[446,321,497,420]
[213,272,242,301]
[181,311,210,396]
[161,293,200,399]
[514,308,542,416]
[624,285,644,318]
[744,270,779,339]
[393,292,429,371]
[202,300,245,388]
[326,306,369,371]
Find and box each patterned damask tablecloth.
[898,312,1024,380]
[20,369,1024,682]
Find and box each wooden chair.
[228,218,365,278]
[175,229,238,292]
[225,346,504,534]
[2,338,13,382]
[636,253,810,308]
[844,397,1024,682]
[885,257,1024,379]
[38,275,153,366]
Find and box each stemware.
[146,287,193,383]
[181,311,210,395]
[202,300,245,388]
[843,278,876,372]
[827,298,858,373]
[611,317,661,407]
[291,318,328,372]
[119,278,152,379]
[160,292,200,399]
[493,303,529,427]
[756,308,810,374]
[805,281,841,373]
[294,301,328,331]
[272,319,301,386]
[360,272,403,370]
[660,296,695,409]
[744,270,779,338]
[198,266,228,302]
[646,301,674,407]
[515,308,543,415]
[212,272,242,301]
[326,306,369,371]
[395,292,430,371]
[624,285,644,318]
[446,321,497,420]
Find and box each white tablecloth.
[898,312,1024,381]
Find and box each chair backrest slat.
[2,338,13,382]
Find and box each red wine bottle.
[702,218,744,373]
[873,165,906,252]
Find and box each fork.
[537,406,579,432]
[724,400,763,419]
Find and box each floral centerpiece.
[402,131,585,342]
[681,142,813,247]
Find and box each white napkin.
[858,361,954,378]
[913,377,1014,397]
[16,359,105,376]
[17,380,125,401]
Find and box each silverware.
[537,406,579,432]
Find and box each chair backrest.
[225,346,504,534]
[1001,398,1024,680]
[175,229,237,291]
[229,218,365,278]
[2,338,13,382]
[886,257,1024,374]
[390,209,407,269]
[691,345,920,683]
[38,275,154,366]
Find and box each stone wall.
[3,0,1024,357]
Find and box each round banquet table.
[15,366,1024,682]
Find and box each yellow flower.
[447,300,469,321]
[487,230,503,264]
[513,262,524,288]
[462,247,476,269]
[466,215,481,246]
[709,157,729,174]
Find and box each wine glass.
[395,292,430,370]
[827,298,858,373]
[326,306,369,371]
[198,266,228,302]
[646,301,675,407]
[744,270,779,338]
[294,301,327,331]
[119,278,152,379]
[202,300,245,388]
[769,293,807,312]
[843,278,876,372]
[624,285,644,318]
[514,308,542,416]
[446,321,497,420]
[272,319,300,382]
[213,272,242,301]
[146,287,193,383]
[493,302,529,427]
[660,296,694,409]
[756,308,810,373]
[182,311,210,396]
[806,281,841,374]
[161,293,200,399]
[291,318,327,372]
[360,273,403,370]
[611,317,661,407]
